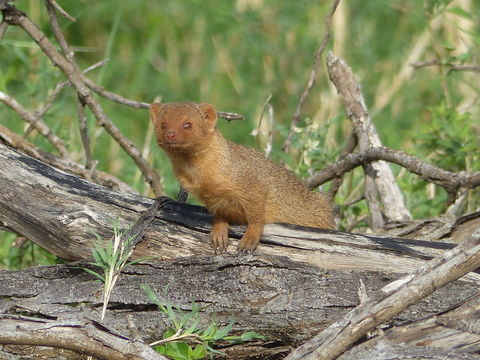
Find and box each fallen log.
[1,143,479,359]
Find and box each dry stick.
[2,4,164,196]
[327,52,411,227]
[83,76,245,121]
[47,0,76,22]
[46,0,95,170]
[305,146,480,203]
[0,90,71,159]
[327,132,357,198]
[27,59,109,135]
[282,0,341,152]
[76,96,95,170]
[0,123,138,194]
[0,18,8,37]
[285,230,480,360]
[24,59,108,139]
[0,315,168,360]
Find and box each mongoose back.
[150,102,335,253]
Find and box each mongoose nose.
[166,131,176,140]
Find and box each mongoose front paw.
[237,235,260,253]
[210,226,229,255]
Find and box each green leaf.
[81,267,105,282]
[202,322,217,339]
[192,344,207,359]
[213,321,233,340]
[184,317,200,335]
[447,6,472,19]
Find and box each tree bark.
[1,143,479,359]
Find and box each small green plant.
[83,217,149,320]
[142,284,264,360]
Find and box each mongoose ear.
[150,103,163,125]
[198,103,217,131]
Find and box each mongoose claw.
[210,228,230,255]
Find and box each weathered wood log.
[1,143,479,359]
[0,257,478,359]
[338,292,480,360]
[0,143,476,273]
[285,231,480,359]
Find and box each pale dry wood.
[327,52,411,225]
[338,292,480,359]
[285,230,480,360]
[0,315,167,360]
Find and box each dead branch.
[1,3,164,196]
[0,91,71,159]
[306,146,480,203]
[285,230,480,360]
[0,124,138,194]
[327,52,411,226]
[0,315,167,360]
[282,0,341,152]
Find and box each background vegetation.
[1,0,479,269]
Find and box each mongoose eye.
[183,122,192,129]
[161,122,167,129]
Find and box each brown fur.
[150,102,335,253]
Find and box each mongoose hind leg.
[210,216,230,254]
[237,221,264,253]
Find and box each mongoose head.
[150,102,217,152]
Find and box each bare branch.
[285,231,480,360]
[76,95,94,169]
[0,90,70,159]
[0,123,138,194]
[327,52,411,225]
[411,59,480,73]
[2,3,164,195]
[0,18,8,37]
[46,0,75,22]
[0,315,167,360]
[448,64,480,73]
[306,146,480,203]
[282,0,340,152]
[327,132,357,197]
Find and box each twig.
[306,146,480,204]
[0,123,138,194]
[282,0,341,152]
[0,90,70,159]
[2,3,164,196]
[0,18,8,38]
[448,64,480,73]
[285,230,480,360]
[31,59,109,124]
[45,0,75,63]
[76,95,94,169]
[411,60,480,73]
[46,0,75,22]
[327,132,357,198]
[123,196,172,251]
[410,59,441,68]
[217,110,244,121]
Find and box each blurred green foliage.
[0,0,479,269]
